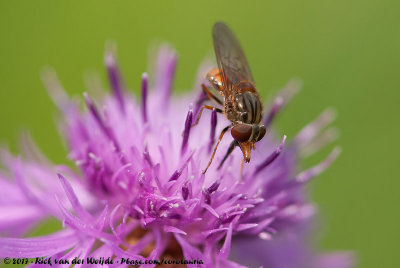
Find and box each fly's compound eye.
[231,124,253,143]
[257,125,266,142]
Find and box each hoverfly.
[194,22,266,174]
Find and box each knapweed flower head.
[0,44,353,267]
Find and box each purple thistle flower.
[0,44,354,267]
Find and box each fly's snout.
[236,141,252,163]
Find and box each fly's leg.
[191,84,223,128]
[216,139,245,180]
[182,84,223,137]
[192,105,222,128]
[192,84,223,127]
[203,125,231,174]
[201,84,224,105]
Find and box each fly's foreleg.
[203,125,231,174]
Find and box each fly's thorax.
[232,91,263,124]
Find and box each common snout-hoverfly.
[194,22,266,174]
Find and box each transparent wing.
[213,22,254,91]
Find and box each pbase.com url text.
[1,257,204,266]
[118,258,204,265]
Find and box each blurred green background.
[0,1,399,267]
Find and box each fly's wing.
[213,22,254,92]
